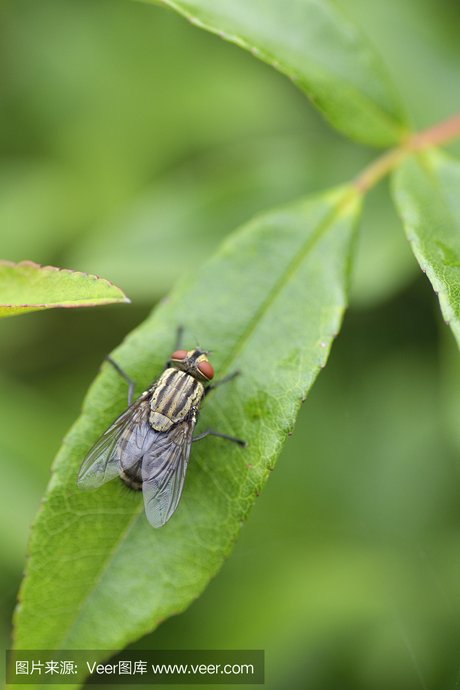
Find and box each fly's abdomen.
[149,368,204,431]
[119,462,143,491]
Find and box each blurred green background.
[2,0,460,688]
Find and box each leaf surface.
[14,188,361,683]
[152,0,408,147]
[0,261,129,317]
[392,150,460,345]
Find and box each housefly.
[77,328,245,528]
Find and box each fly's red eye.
[171,350,188,361]
[198,361,214,380]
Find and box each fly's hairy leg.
[174,325,184,350]
[105,356,136,406]
[165,325,185,368]
[205,370,240,396]
[200,370,245,445]
[193,429,246,447]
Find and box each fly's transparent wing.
[141,419,195,528]
[77,396,153,489]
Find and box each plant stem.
[410,112,460,150]
[354,111,460,194]
[353,148,406,194]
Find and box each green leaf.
[14,187,361,674]
[0,261,129,318]
[150,0,409,147]
[392,149,460,346]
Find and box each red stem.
[410,112,460,150]
[353,111,460,194]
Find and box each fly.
[77,327,246,528]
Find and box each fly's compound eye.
[171,350,188,361]
[197,361,214,380]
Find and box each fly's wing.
[141,418,195,528]
[77,396,155,489]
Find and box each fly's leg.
[205,370,240,396]
[174,325,184,350]
[193,429,246,447]
[105,356,136,406]
[165,325,185,368]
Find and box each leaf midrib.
[56,504,144,652]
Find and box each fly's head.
[170,348,215,383]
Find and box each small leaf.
[150,0,409,147]
[392,149,460,345]
[14,187,361,672]
[0,261,129,317]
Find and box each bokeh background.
[2,0,460,688]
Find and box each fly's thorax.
[149,368,205,431]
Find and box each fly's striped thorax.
[149,368,205,431]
